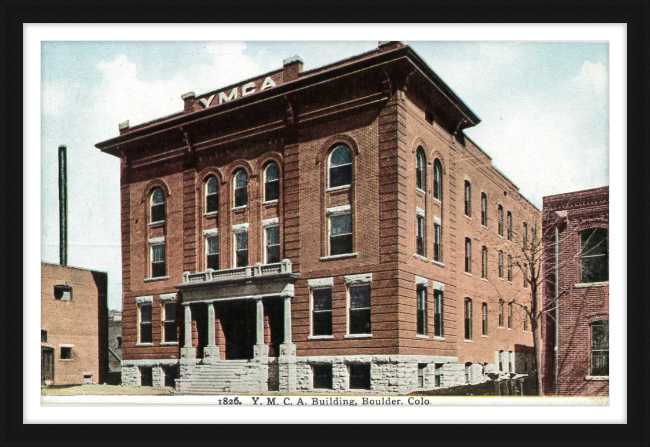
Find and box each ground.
[41,384,174,395]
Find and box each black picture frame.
[2,1,648,446]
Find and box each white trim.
[417,335,430,339]
[203,211,219,217]
[148,237,165,245]
[574,281,609,288]
[308,277,334,288]
[414,275,428,286]
[344,334,372,339]
[58,344,74,348]
[326,185,351,193]
[431,260,445,267]
[433,216,442,225]
[232,223,249,232]
[414,253,428,262]
[263,199,279,205]
[231,205,247,211]
[308,335,334,340]
[433,281,445,291]
[159,293,178,302]
[203,228,219,236]
[320,253,358,261]
[416,207,425,217]
[262,217,279,227]
[344,273,372,285]
[326,204,351,216]
[135,295,153,304]
[144,276,169,282]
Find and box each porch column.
[279,296,296,392]
[203,302,220,363]
[283,296,292,344]
[180,303,195,362]
[253,297,269,360]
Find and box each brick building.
[41,262,108,386]
[541,186,609,396]
[96,42,538,394]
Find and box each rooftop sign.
[198,75,278,109]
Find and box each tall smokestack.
[58,145,68,266]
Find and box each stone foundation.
[121,359,179,387]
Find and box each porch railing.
[182,259,292,285]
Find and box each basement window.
[140,366,153,387]
[349,364,371,390]
[418,364,426,388]
[163,365,178,388]
[313,364,333,389]
[41,330,47,342]
[54,285,72,301]
[60,347,72,359]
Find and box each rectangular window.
[591,321,609,376]
[523,222,528,247]
[464,298,473,340]
[349,364,371,390]
[312,288,333,336]
[507,211,513,241]
[481,193,488,227]
[418,364,426,388]
[482,303,488,336]
[465,238,472,273]
[41,330,47,342]
[434,363,443,387]
[60,346,72,359]
[509,351,515,373]
[498,250,504,278]
[499,351,506,372]
[523,307,529,331]
[235,231,248,267]
[163,302,177,343]
[206,235,219,270]
[481,246,488,279]
[498,205,504,236]
[507,254,513,282]
[417,284,427,336]
[54,284,73,301]
[151,244,166,278]
[116,335,123,348]
[349,284,371,335]
[523,263,528,288]
[139,303,152,343]
[163,365,178,388]
[508,302,513,329]
[265,226,281,264]
[140,366,153,387]
[581,228,608,283]
[433,290,443,337]
[434,223,442,262]
[416,215,425,256]
[499,300,504,327]
[330,213,352,256]
[464,181,472,217]
[313,364,333,389]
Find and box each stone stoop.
[175,360,264,395]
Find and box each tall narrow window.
[497,205,504,236]
[417,284,427,336]
[150,188,165,223]
[139,303,152,344]
[349,284,371,335]
[523,306,529,331]
[498,300,504,327]
[434,363,442,387]
[482,302,488,336]
[464,298,473,340]
[235,231,248,267]
[433,160,442,200]
[465,238,472,273]
[418,364,426,388]
[433,290,443,337]
[206,236,219,270]
[499,350,505,372]
[416,148,426,191]
[590,321,609,376]
[312,288,333,336]
[464,181,472,217]
[580,228,608,283]
[507,211,513,241]
[329,145,352,188]
[330,213,352,256]
[434,222,442,262]
[508,302,514,329]
[233,169,248,208]
[265,226,280,264]
[481,193,488,227]
[507,254,513,282]
[264,162,280,202]
[205,176,219,213]
[151,244,166,278]
[481,246,488,279]
[523,222,528,247]
[163,302,177,343]
[523,263,528,288]
[498,250,504,278]
[416,214,425,256]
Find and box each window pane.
[417,310,426,335]
[592,352,609,376]
[267,246,280,264]
[330,146,351,166]
[151,204,165,222]
[313,364,333,389]
[206,177,218,194]
[265,163,279,182]
[235,188,248,207]
[592,322,609,350]
[331,235,352,255]
[581,257,608,283]
[350,285,370,309]
[331,214,351,236]
[140,324,152,343]
[141,304,152,322]
[206,194,219,213]
[235,170,248,188]
[313,289,332,311]
[349,364,371,389]
[266,226,280,245]
[164,322,177,342]
[350,309,371,334]
[152,245,165,262]
[165,303,176,322]
[330,165,352,188]
[236,232,248,250]
[433,161,442,199]
[265,181,279,201]
[582,228,608,255]
[152,262,166,278]
[207,254,220,270]
[152,189,164,204]
[236,250,248,267]
[313,312,332,336]
[207,236,219,254]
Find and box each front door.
[41,347,54,385]
[219,300,255,360]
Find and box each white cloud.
[41,83,68,116]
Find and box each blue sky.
[41,41,609,310]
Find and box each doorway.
[41,346,54,385]
[218,300,256,360]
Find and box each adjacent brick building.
[41,262,108,386]
[541,186,609,396]
[96,42,538,394]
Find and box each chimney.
[181,92,197,114]
[58,145,68,266]
[119,120,130,135]
[283,56,304,82]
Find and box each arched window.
[328,145,352,188]
[481,246,488,279]
[464,181,472,217]
[481,193,488,227]
[150,188,165,223]
[465,237,472,273]
[233,169,248,208]
[433,159,443,200]
[580,228,608,283]
[507,211,513,241]
[464,298,473,340]
[416,148,426,191]
[498,205,504,236]
[264,162,280,202]
[205,176,219,213]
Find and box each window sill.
[464,272,472,277]
[574,281,609,289]
[432,336,445,341]
[320,253,358,261]
[416,188,426,196]
[464,339,473,343]
[59,359,74,362]
[144,276,169,282]
[308,335,334,340]
[481,225,489,230]
[326,185,351,193]
[431,260,445,267]
[433,198,441,205]
[136,343,154,347]
[149,221,165,227]
[481,335,489,338]
[417,335,429,339]
[414,254,428,262]
[507,281,513,285]
[344,334,372,339]
[585,375,609,381]
[263,199,279,205]
[498,277,504,281]
[465,215,472,220]
[203,211,219,217]
[508,328,513,331]
[481,278,488,282]
[160,342,179,346]
[232,205,247,211]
